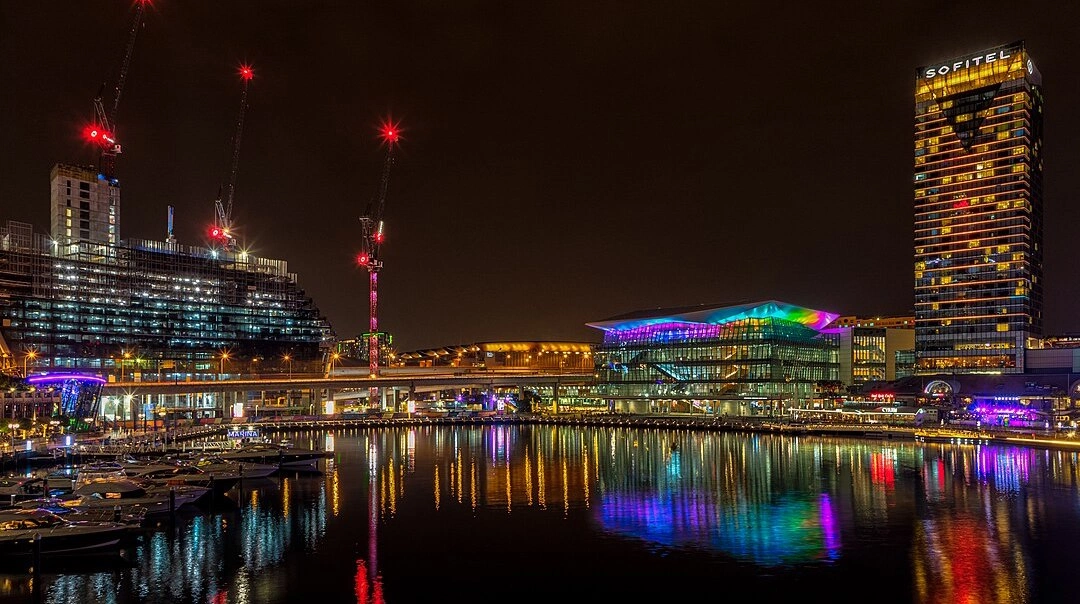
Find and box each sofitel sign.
[923,47,1018,79]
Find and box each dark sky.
[3,1,1079,351]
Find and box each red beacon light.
[356,253,370,266]
[82,125,112,146]
[378,118,402,145]
[239,64,254,81]
[209,226,223,239]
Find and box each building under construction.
[0,163,331,379]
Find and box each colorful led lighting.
[27,373,107,384]
[588,300,838,335]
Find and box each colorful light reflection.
[597,492,841,567]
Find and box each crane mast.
[210,65,254,251]
[87,0,150,178]
[357,122,401,405]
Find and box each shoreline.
[13,414,1080,467]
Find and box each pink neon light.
[27,373,107,384]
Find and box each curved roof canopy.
[27,373,107,385]
[587,300,839,333]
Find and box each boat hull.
[0,525,129,557]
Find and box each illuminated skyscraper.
[914,41,1043,374]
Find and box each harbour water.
[3,424,1080,603]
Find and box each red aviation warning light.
[239,64,254,82]
[378,119,401,145]
[356,253,370,266]
[83,124,115,147]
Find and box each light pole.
[22,351,37,378]
[283,354,293,379]
[219,351,231,380]
[122,349,133,381]
[330,352,340,378]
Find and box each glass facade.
[914,41,1044,373]
[851,328,887,383]
[589,301,839,414]
[894,350,916,380]
[0,220,331,375]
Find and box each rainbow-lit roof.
[587,300,839,333]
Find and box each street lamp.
[330,352,340,378]
[283,354,293,379]
[22,350,37,378]
[219,351,231,380]
[119,349,132,381]
[8,422,19,450]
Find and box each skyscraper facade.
[914,41,1043,374]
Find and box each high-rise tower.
[50,163,120,257]
[914,41,1044,374]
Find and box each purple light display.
[608,322,721,345]
[27,373,107,385]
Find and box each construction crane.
[209,64,254,251]
[356,120,402,401]
[83,0,151,178]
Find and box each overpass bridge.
[101,370,594,397]
[96,368,597,420]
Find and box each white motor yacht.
[0,508,131,557]
[61,479,209,516]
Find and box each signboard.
[918,42,1025,80]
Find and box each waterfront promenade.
[7,412,1078,468]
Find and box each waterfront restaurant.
[588,300,840,416]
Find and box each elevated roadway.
[101,370,595,397]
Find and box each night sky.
[2,2,1079,351]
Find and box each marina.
[3,424,1080,602]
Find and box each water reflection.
[38,473,329,604]
[2,427,1078,603]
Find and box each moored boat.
[214,444,329,471]
[0,509,131,557]
[61,479,210,516]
